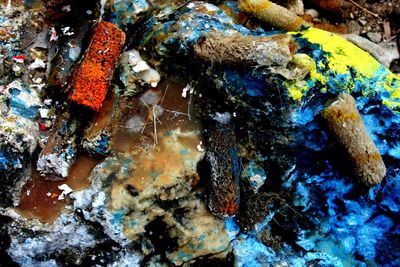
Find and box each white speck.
[28,59,46,70]
[187,3,195,8]
[181,84,194,98]
[46,192,51,197]
[92,191,106,208]
[125,49,160,87]
[61,27,74,36]
[6,0,12,10]
[196,141,205,152]
[33,77,43,84]
[50,27,58,42]
[211,112,231,124]
[86,10,92,15]
[68,46,81,61]
[132,61,150,73]
[44,99,52,106]
[125,116,145,133]
[12,65,20,72]
[58,184,73,194]
[99,0,107,21]
[26,190,31,196]
[58,184,73,200]
[233,112,237,117]
[249,174,265,193]
[39,108,49,118]
[61,5,71,12]
[37,153,69,177]
[204,3,219,11]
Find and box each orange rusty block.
[69,21,125,111]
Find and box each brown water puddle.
[16,80,202,223]
[110,80,203,199]
[17,153,100,223]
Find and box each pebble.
[367,32,381,43]
[347,21,361,35]
[305,9,319,18]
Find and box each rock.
[366,31,382,43]
[347,20,361,34]
[359,18,367,26]
[343,34,399,68]
[304,8,319,18]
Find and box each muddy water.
[17,80,203,223]
[17,154,100,223]
[111,80,203,190]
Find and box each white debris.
[211,112,231,124]
[68,46,81,61]
[125,116,145,133]
[50,27,58,42]
[123,49,161,87]
[37,153,69,178]
[6,0,12,11]
[140,90,160,106]
[43,99,52,106]
[32,77,43,84]
[39,108,49,118]
[28,59,46,70]
[204,3,218,11]
[249,174,265,193]
[92,191,106,208]
[58,184,73,200]
[99,0,107,21]
[61,5,71,12]
[196,141,205,152]
[132,60,150,73]
[46,192,51,197]
[61,26,74,36]
[12,64,20,72]
[181,84,194,98]
[140,68,160,87]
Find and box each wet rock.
[37,112,80,179]
[0,81,41,206]
[347,20,361,35]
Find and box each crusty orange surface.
[69,21,125,111]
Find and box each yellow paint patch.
[284,53,327,101]
[297,27,381,77]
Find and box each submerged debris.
[37,112,80,179]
